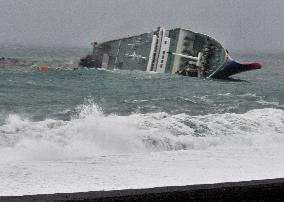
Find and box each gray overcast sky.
[0,0,283,52]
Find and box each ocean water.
[0,47,284,195]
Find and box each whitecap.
[0,102,283,162]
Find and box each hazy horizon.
[0,0,283,52]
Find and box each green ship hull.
[80,27,261,79]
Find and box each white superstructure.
[146,27,170,73]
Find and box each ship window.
[164,41,167,44]
[162,55,164,59]
[161,59,164,63]
[160,64,163,68]
[163,51,165,54]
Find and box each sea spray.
[0,101,283,161]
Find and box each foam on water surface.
[0,102,283,162]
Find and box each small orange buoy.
[38,65,49,71]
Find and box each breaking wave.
[0,102,284,161]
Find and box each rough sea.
[0,47,283,196]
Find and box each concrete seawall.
[2,178,284,201]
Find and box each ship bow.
[211,56,261,79]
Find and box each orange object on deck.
[38,66,49,71]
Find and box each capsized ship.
[79,27,261,79]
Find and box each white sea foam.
[238,93,258,97]
[1,104,284,195]
[256,99,283,108]
[0,103,283,161]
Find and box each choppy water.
[0,47,283,161]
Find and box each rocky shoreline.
[0,57,35,68]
